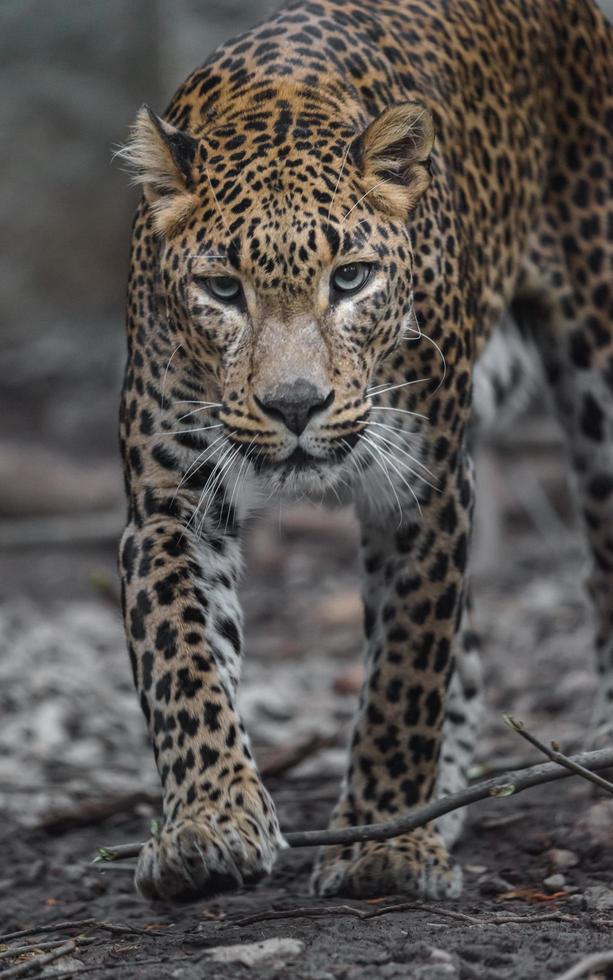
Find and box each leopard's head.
[123,86,434,496]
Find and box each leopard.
[117,0,613,902]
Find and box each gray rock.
[584,885,613,911]
[545,848,579,872]
[543,873,566,892]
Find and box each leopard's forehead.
[178,109,398,289]
[166,70,370,228]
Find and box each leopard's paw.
[310,826,462,900]
[135,793,286,901]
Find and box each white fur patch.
[472,313,542,434]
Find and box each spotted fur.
[118,0,613,900]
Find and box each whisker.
[342,177,392,223]
[365,425,440,489]
[360,435,404,528]
[327,140,352,222]
[363,433,423,518]
[370,405,429,422]
[179,441,233,542]
[205,165,231,236]
[366,377,430,397]
[224,438,256,533]
[200,443,243,536]
[174,433,227,500]
[190,443,237,537]
[365,419,431,464]
[161,343,184,408]
[176,405,219,423]
[340,436,371,497]
[405,308,447,393]
[156,423,223,437]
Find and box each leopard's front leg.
[120,496,285,901]
[312,451,476,899]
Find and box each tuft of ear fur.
[350,102,435,216]
[115,106,199,236]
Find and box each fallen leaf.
[497,886,569,903]
[198,907,225,921]
[110,943,140,956]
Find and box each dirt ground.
[2,436,613,979]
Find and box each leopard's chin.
[260,455,346,501]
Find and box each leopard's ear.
[117,105,199,235]
[350,102,434,216]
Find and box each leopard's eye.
[331,262,372,296]
[198,276,242,302]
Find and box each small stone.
[545,848,579,872]
[567,893,584,908]
[573,800,613,847]
[584,885,613,911]
[543,873,566,892]
[479,874,514,896]
[206,937,304,967]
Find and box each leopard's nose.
[255,382,334,435]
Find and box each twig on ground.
[468,754,556,779]
[0,922,96,945]
[235,904,377,925]
[0,940,78,979]
[0,920,165,953]
[284,746,613,848]
[0,940,93,963]
[89,922,165,938]
[234,903,484,926]
[234,903,575,928]
[552,950,613,980]
[95,843,140,862]
[96,745,613,861]
[505,715,613,796]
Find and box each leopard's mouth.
[264,439,357,472]
[279,447,316,470]
[252,446,324,475]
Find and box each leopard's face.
[161,200,418,495]
[127,98,433,495]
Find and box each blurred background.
[0,0,610,837]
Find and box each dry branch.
[0,922,95,946]
[97,745,613,862]
[284,744,613,849]
[504,715,613,796]
[234,902,574,928]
